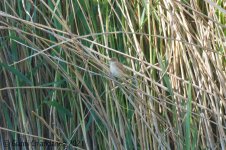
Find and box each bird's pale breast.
[110,62,123,78]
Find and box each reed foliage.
[0,0,226,149]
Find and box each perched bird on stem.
[109,58,141,98]
[109,58,128,79]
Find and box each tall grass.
[0,0,226,149]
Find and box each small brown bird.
[109,58,127,78]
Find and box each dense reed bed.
[0,0,226,149]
